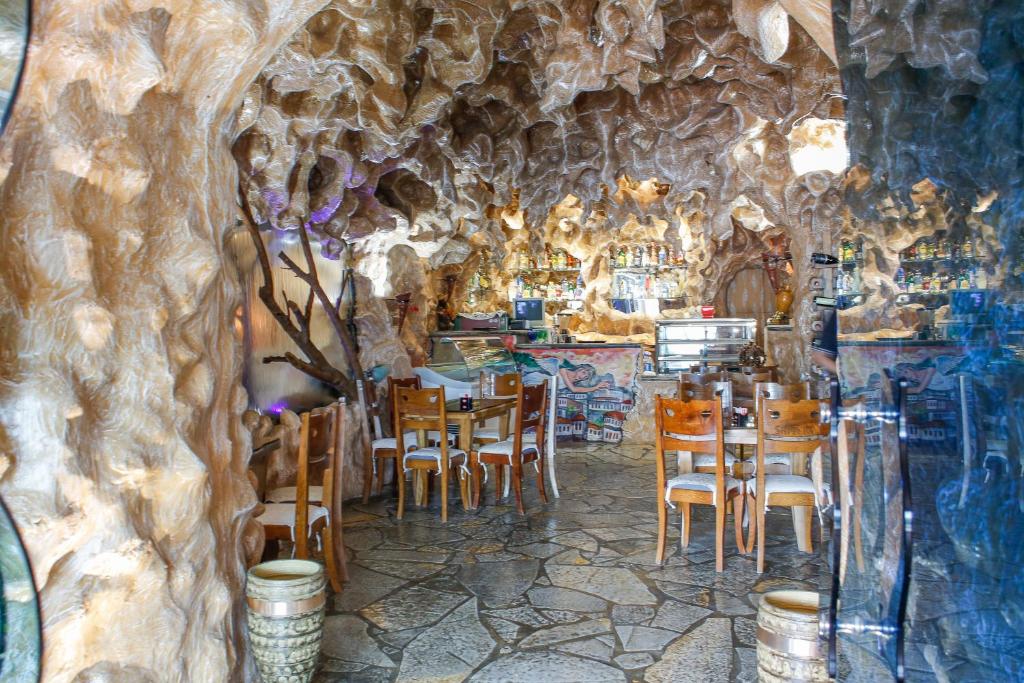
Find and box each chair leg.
[320,523,342,593]
[375,456,384,496]
[511,462,524,514]
[756,495,767,574]
[459,467,470,511]
[396,463,406,520]
[733,494,746,553]
[535,457,547,503]
[656,498,668,564]
[745,493,757,554]
[362,450,372,504]
[680,503,691,548]
[715,501,726,572]
[440,468,449,523]
[494,464,504,502]
[471,457,483,509]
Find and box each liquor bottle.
[907,242,917,259]
[937,238,948,259]
[834,270,845,294]
[609,244,617,267]
[976,267,988,289]
[958,270,970,289]
[967,267,976,289]
[647,244,655,267]
[633,246,643,268]
[644,275,653,297]
[962,238,974,258]
[951,241,960,259]
[617,247,627,268]
[514,276,524,298]
[658,244,667,265]
[575,274,585,299]
[524,281,533,297]
[931,272,941,291]
[895,266,906,291]
[668,245,677,265]
[542,247,551,269]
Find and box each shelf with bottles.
[612,273,685,301]
[609,242,686,270]
[895,264,990,294]
[510,275,586,303]
[512,244,580,273]
[839,238,865,267]
[899,233,986,263]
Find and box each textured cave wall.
[0,1,327,680]
[234,0,844,380]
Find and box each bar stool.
[655,395,745,571]
[362,376,421,502]
[394,387,470,523]
[471,382,548,514]
[750,396,830,573]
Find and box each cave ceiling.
[234,0,843,266]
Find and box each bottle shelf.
[611,265,687,273]
[899,256,980,266]
[515,268,581,275]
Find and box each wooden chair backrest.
[678,372,707,385]
[394,387,449,455]
[677,381,732,414]
[513,382,547,452]
[755,381,811,401]
[386,376,421,437]
[482,371,520,398]
[655,396,726,494]
[730,371,773,399]
[295,400,342,558]
[757,397,826,455]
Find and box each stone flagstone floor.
[314,444,827,682]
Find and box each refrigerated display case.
[654,318,756,374]
[425,335,517,383]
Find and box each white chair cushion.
[265,486,323,504]
[403,446,467,469]
[664,473,740,506]
[693,452,737,468]
[256,503,329,541]
[372,433,418,454]
[764,453,792,465]
[475,428,536,443]
[748,475,832,511]
[477,438,539,464]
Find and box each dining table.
[409,397,517,508]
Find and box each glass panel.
[0,499,40,679]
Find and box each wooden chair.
[394,387,470,523]
[362,376,421,502]
[750,382,813,473]
[471,382,548,514]
[678,381,738,475]
[655,395,745,571]
[257,401,345,592]
[474,371,520,444]
[751,396,829,573]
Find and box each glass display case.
[654,318,757,373]
[426,336,517,382]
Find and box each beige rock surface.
[0,1,327,680]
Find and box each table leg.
[792,506,813,552]
[458,418,475,509]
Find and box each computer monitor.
[513,298,545,324]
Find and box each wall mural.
[515,346,641,444]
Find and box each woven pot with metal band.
[246,560,326,683]
[757,590,829,683]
